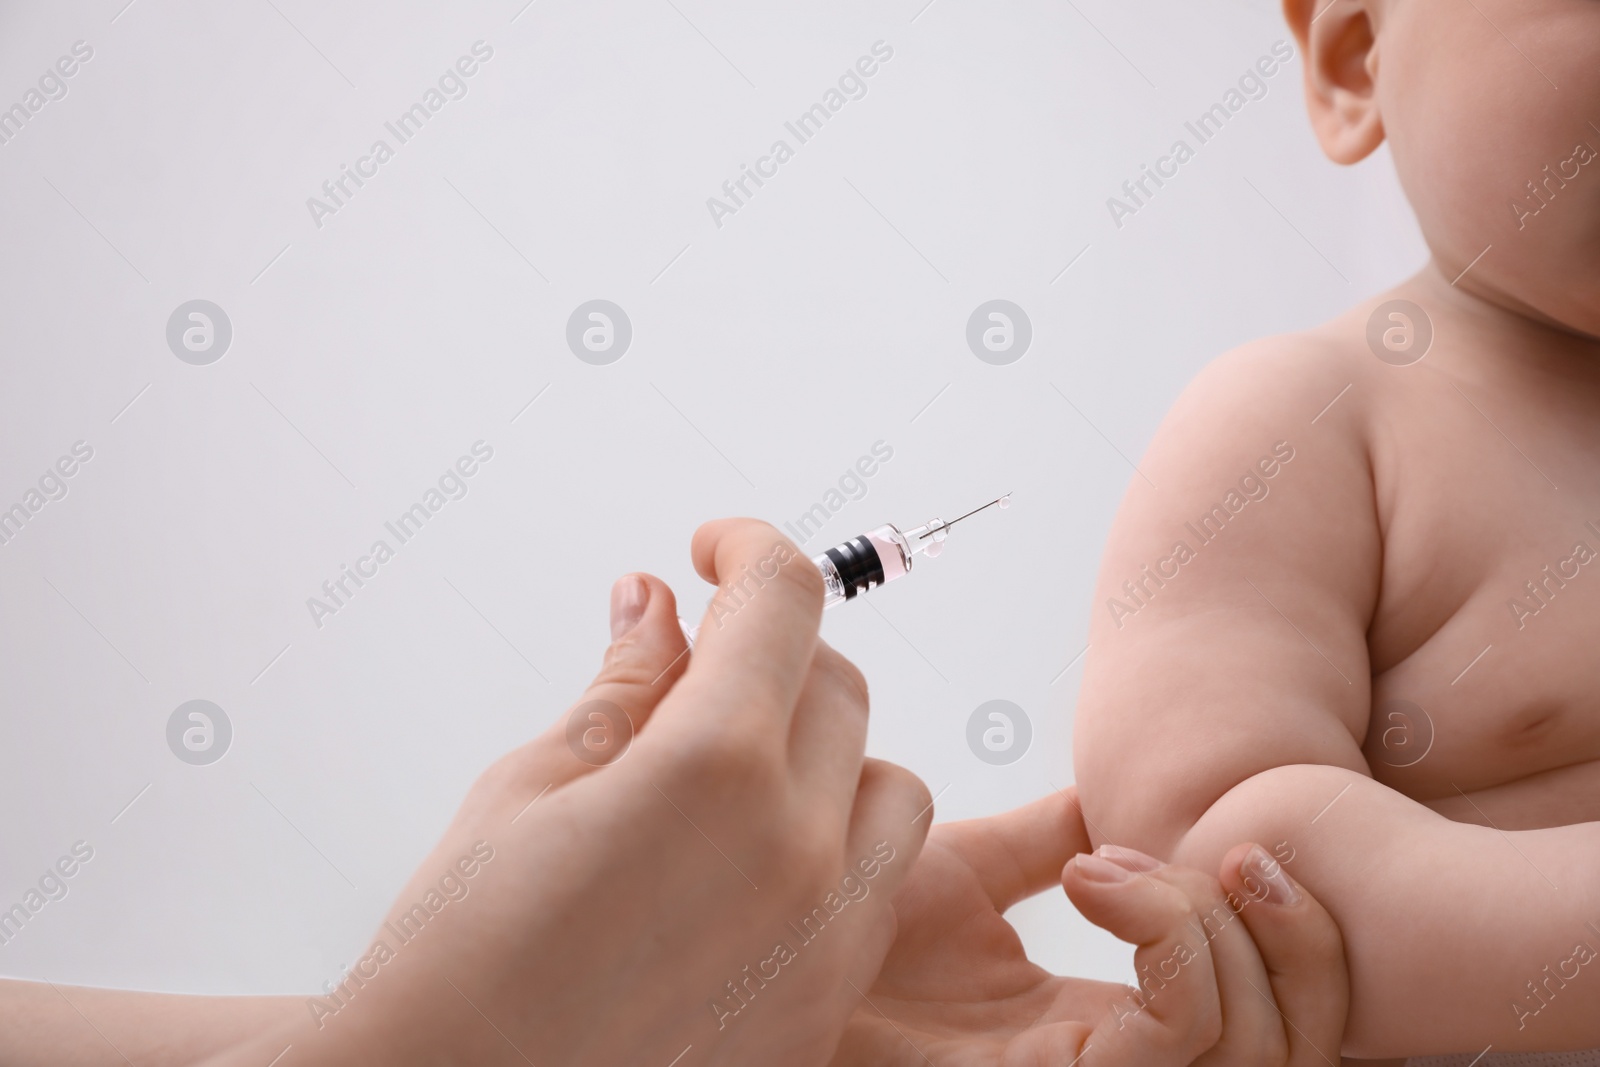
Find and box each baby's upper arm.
[1073,335,1383,855]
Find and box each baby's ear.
[1284,0,1385,164]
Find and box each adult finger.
[785,641,873,824]
[804,760,933,1067]
[1220,843,1349,1067]
[670,518,823,731]
[1062,852,1223,1066]
[935,787,1092,911]
[1146,859,1285,1066]
[1071,844,1288,1065]
[478,573,689,802]
[841,758,933,906]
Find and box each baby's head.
[1286,0,1600,337]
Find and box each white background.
[0,0,1425,996]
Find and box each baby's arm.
[1073,338,1600,1058]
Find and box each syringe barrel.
[813,524,913,608]
[683,518,954,646]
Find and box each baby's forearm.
[1173,764,1600,1059]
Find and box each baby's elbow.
[1079,758,1374,869]
[1171,763,1376,872]
[1075,757,1228,861]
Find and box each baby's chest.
[1354,356,1600,821]
[1365,499,1600,823]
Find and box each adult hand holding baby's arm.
[832,788,1350,1066]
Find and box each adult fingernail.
[1241,844,1302,906]
[1072,853,1134,884]
[1094,844,1165,872]
[610,575,649,641]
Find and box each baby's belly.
[1416,756,1600,830]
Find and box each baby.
[1073,0,1600,1061]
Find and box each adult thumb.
[478,573,691,802]
[586,572,691,714]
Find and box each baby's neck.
[1407,260,1600,379]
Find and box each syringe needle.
[919,492,1012,538]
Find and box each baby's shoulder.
[1138,307,1387,511]
[1175,310,1386,438]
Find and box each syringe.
[814,494,1010,606]
[684,494,1010,645]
